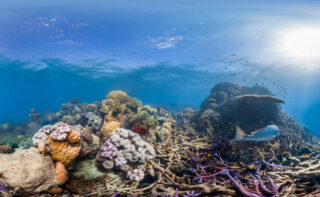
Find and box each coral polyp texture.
[127,168,144,182]
[100,140,118,159]
[109,128,156,163]
[1,87,320,196]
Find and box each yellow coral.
[55,161,68,185]
[48,136,80,166]
[101,121,120,138]
[106,91,130,103]
[67,130,81,144]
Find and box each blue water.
[1,0,320,136]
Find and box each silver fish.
[230,125,280,143]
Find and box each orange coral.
[38,142,46,154]
[48,136,80,166]
[101,120,120,138]
[55,162,68,184]
[48,187,63,194]
[67,130,81,144]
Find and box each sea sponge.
[106,91,131,104]
[55,162,68,185]
[101,121,120,138]
[48,136,80,166]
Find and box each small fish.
[132,126,148,135]
[187,151,194,155]
[283,151,289,155]
[230,125,280,143]
[304,153,310,157]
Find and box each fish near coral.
[230,125,280,143]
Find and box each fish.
[230,125,280,143]
[132,126,148,135]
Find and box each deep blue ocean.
[1,0,320,136]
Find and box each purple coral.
[115,157,127,166]
[183,191,201,197]
[39,125,52,135]
[127,168,144,182]
[0,180,8,193]
[101,140,118,159]
[50,123,71,141]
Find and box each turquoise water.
[1,0,320,136]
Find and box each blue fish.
[230,125,280,143]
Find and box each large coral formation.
[2,86,319,196]
[0,148,59,193]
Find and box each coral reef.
[1,87,319,196]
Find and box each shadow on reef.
[0,82,320,197]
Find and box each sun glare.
[277,26,320,63]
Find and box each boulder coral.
[101,121,120,138]
[0,148,58,193]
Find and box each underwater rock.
[0,148,58,193]
[81,129,93,144]
[0,145,12,154]
[102,160,114,169]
